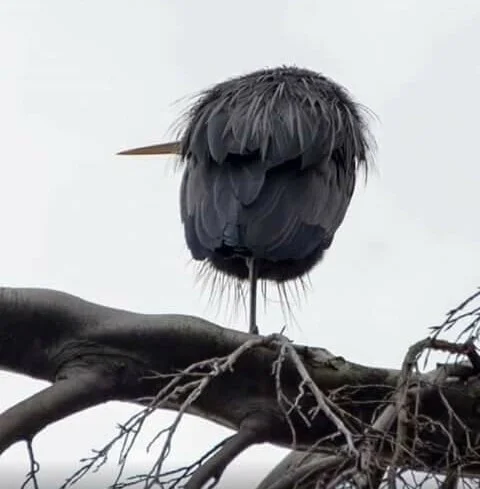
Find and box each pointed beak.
[116,141,181,156]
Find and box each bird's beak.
[116,141,181,156]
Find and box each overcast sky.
[0,1,479,487]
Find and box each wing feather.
[178,66,370,271]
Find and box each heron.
[118,66,373,335]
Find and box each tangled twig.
[271,336,358,456]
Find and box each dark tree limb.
[256,450,387,489]
[184,413,273,489]
[0,371,117,455]
[440,470,459,489]
[0,286,480,488]
[257,452,344,489]
[0,286,400,451]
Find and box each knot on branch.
[51,339,149,395]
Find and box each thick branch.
[0,286,480,476]
[0,371,116,455]
[185,413,273,489]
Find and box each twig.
[276,338,358,456]
[431,289,480,336]
[357,342,470,488]
[109,438,232,489]
[386,337,476,485]
[272,341,299,449]
[143,334,283,487]
[64,334,282,488]
[325,465,357,489]
[60,410,149,489]
[21,439,40,489]
[352,466,386,489]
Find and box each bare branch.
[21,439,40,489]
[0,286,480,489]
[280,339,358,455]
[185,414,273,489]
[0,371,117,455]
[260,453,344,489]
[440,470,459,489]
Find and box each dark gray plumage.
[118,66,374,334]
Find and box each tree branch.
[0,286,480,487]
[258,453,344,489]
[440,470,459,489]
[0,370,117,455]
[184,413,273,489]
[21,439,40,489]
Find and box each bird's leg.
[247,257,259,335]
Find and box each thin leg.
[247,258,259,335]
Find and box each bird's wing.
[240,163,355,261]
[299,162,357,231]
[181,160,241,258]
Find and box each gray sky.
[0,1,479,487]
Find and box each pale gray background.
[0,1,479,487]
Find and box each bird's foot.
[249,324,259,335]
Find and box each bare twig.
[21,439,40,489]
[63,334,283,488]
[273,337,358,455]
[272,340,300,449]
[431,289,480,336]
[143,334,284,487]
[385,337,480,485]
[325,465,357,489]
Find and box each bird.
[118,66,373,335]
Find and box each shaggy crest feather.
[178,66,373,171]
